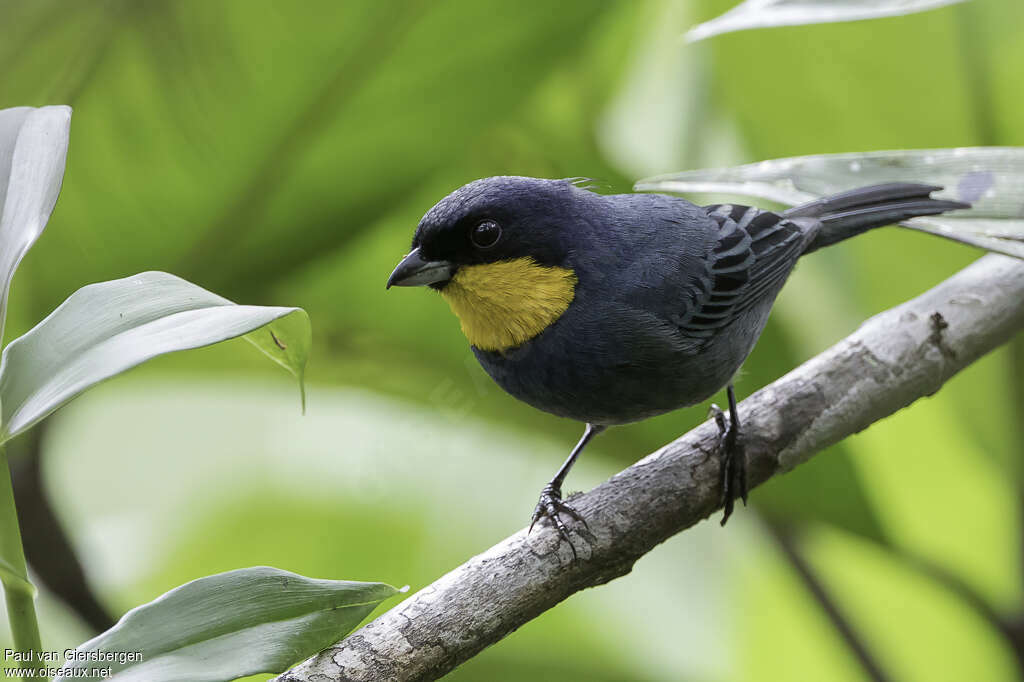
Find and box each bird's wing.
[671,204,810,342]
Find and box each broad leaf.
[0,271,310,442]
[686,0,967,42]
[636,147,1024,258]
[0,105,70,342]
[54,567,399,682]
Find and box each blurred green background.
[2,0,1023,680]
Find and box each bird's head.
[387,176,588,352]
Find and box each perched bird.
[386,177,969,548]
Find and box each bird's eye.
[470,219,501,248]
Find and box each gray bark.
[277,253,1024,682]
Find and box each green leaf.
[0,104,70,342]
[54,566,400,682]
[636,147,1024,258]
[243,309,311,412]
[0,554,35,597]
[686,0,967,43]
[0,271,310,442]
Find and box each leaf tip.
[683,24,713,43]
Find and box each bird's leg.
[708,384,748,526]
[530,423,606,556]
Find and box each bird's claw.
[708,403,727,432]
[710,404,747,526]
[530,483,587,561]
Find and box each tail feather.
[786,183,970,254]
[786,182,944,217]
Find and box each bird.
[386,176,969,551]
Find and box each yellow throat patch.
[440,257,577,352]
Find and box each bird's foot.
[530,483,588,560]
[708,403,748,526]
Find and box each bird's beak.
[386,247,456,289]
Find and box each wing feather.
[674,204,809,341]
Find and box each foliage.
[1,0,1021,680]
[686,0,968,42]
[0,105,381,682]
[637,147,1024,257]
[55,568,398,682]
[0,272,309,442]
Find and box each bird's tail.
[786,183,970,254]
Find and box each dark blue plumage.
[388,175,968,537]
[414,177,807,424]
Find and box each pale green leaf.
[636,147,1024,258]
[0,104,71,342]
[244,309,311,412]
[54,566,399,682]
[686,0,967,43]
[0,271,310,442]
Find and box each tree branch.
[277,253,1024,682]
